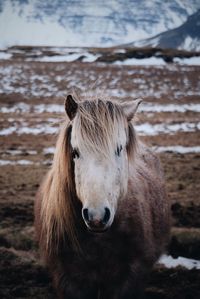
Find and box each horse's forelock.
[74,99,136,158]
[74,99,131,156]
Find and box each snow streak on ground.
[0,159,35,166]
[153,146,200,154]
[1,145,200,166]
[0,159,51,166]
[34,52,100,63]
[0,48,200,66]
[0,121,199,136]
[1,102,200,114]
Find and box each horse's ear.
[65,95,78,120]
[122,98,142,121]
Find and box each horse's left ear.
[122,98,143,121]
[65,95,78,120]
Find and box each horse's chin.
[86,226,109,234]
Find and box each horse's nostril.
[82,208,89,223]
[103,207,111,224]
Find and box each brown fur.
[34,99,170,299]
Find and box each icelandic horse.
[35,95,170,299]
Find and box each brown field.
[0,53,200,298]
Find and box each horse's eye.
[72,148,80,159]
[116,145,123,156]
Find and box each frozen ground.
[0,51,200,298]
[0,61,199,100]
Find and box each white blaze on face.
[70,119,129,229]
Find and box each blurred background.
[0,1,200,298]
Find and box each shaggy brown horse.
[35,95,170,299]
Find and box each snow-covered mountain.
[0,0,200,49]
[130,10,200,51]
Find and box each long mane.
[40,122,79,253]
[40,99,138,253]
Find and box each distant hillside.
[130,10,200,51]
[0,0,200,48]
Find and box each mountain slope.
[0,0,200,48]
[128,10,200,51]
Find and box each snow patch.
[159,254,200,270]
[34,104,64,114]
[0,103,30,113]
[43,147,55,155]
[0,52,12,60]
[114,57,166,66]
[174,56,200,65]
[0,127,16,135]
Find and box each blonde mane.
[40,99,137,253]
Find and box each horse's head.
[65,95,142,233]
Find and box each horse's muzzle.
[82,207,111,232]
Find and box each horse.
[34,95,170,299]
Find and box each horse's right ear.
[65,95,78,120]
[122,98,143,121]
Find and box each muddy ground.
[0,51,200,298]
